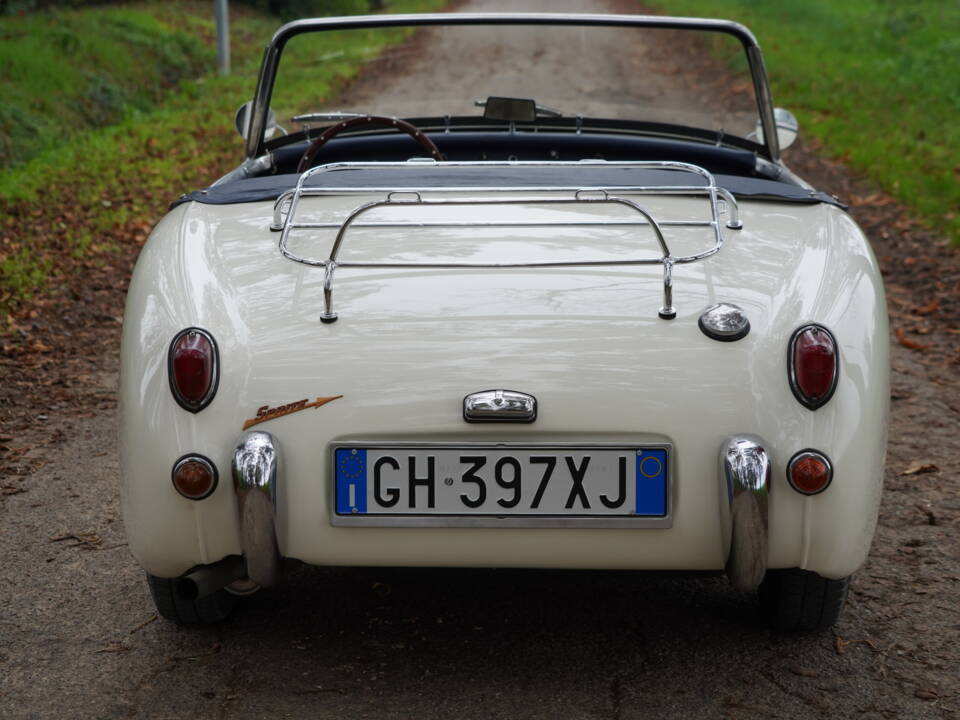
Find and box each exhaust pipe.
[175,555,247,601]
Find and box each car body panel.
[121,192,887,580]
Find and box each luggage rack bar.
[273,160,742,323]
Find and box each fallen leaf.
[128,615,157,634]
[788,666,819,678]
[913,298,940,315]
[901,461,939,476]
[171,641,222,662]
[850,193,895,207]
[915,688,939,700]
[94,641,129,654]
[895,327,930,351]
[49,532,103,550]
[292,686,351,696]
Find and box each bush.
[0,0,382,17]
[0,6,211,167]
[1,0,117,13]
[232,1,380,22]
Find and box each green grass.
[0,3,213,168]
[645,0,960,244]
[0,0,444,312]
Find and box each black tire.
[759,568,850,632]
[146,573,238,625]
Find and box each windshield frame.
[245,12,779,163]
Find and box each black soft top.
[175,165,842,209]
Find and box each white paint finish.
[120,190,887,579]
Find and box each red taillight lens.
[169,328,218,412]
[787,450,833,495]
[789,325,838,410]
[172,455,218,500]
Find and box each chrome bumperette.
[720,436,770,591]
[463,389,537,423]
[232,431,282,587]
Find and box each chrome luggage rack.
[271,160,742,323]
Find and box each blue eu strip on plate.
[635,449,667,516]
[335,448,367,514]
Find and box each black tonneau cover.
[174,166,844,209]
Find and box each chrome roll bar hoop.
[720,435,770,591]
[233,431,282,587]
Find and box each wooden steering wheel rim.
[296,115,443,173]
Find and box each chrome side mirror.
[754,107,799,150]
[235,101,284,140]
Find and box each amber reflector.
[790,325,837,409]
[788,452,832,495]
[172,456,217,500]
[169,328,217,412]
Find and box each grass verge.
[0,3,213,169]
[0,0,443,316]
[644,0,960,245]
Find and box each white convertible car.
[120,13,888,631]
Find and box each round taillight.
[168,328,218,413]
[172,454,218,500]
[789,324,838,410]
[787,450,833,495]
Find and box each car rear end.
[121,174,887,621]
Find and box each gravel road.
[2,1,958,718]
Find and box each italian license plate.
[333,446,668,519]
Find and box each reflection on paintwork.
[120,192,888,579]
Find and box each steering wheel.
[296,115,443,172]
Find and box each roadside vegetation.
[4,1,956,314]
[646,0,960,245]
[0,0,442,314]
[0,4,210,169]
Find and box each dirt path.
[2,1,958,718]
[326,0,756,134]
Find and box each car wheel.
[146,573,238,625]
[759,568,850,632]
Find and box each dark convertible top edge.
[172,168,846,210]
